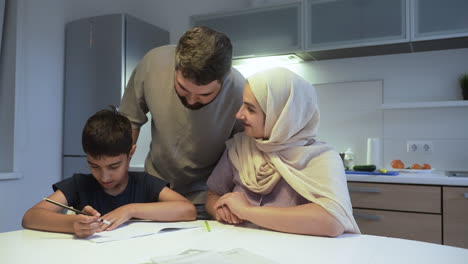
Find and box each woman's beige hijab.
[227,68,360,233]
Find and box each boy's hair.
[175,26,233,85]
[82,106,132,158]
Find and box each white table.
[1,220,467,264]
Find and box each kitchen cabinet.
[353,208,442,244]
[381,100,468,110]
[443,186,468,248]
[306,0,409,51]
[191,2,302,58]
[412,0,468,41]
[191,0,468,61]
[349,182,442,244]
[349,182,468,248]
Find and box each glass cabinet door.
[191,2,302,58]
[306,0,408,50]
[412,0,468,41]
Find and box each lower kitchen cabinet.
[443,186,468,248]
[353,208,442,244]
[349,182,468,249]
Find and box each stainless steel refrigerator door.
[124,14,169,91]
[63,14,124,157]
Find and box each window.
[0,0,21,180]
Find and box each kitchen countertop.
[347,171,468,186]
[132,165,468,187]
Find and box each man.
[119,26,245,218]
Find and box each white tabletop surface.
[347,171,468,186]
[1,220,467,264]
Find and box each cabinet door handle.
[354,213,384,221]
[464,193,468,199]
[349,187,382,193]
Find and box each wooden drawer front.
[349,182,441,213]
[354,209,442,244]
[443,186,468,249]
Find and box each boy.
[22,107,196,238]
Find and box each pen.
[42,198,111,225]
[204,220,211,232]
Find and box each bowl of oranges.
[391,160,433,173]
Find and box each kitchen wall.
[287,48,468,171]
[1,0,467,233]
[0,0,67,233]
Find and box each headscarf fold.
[227,68,360,233]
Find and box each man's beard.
[178,95,205,110]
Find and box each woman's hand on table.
[214,204,243,224]
[214,192,252,223]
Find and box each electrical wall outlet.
[421,141,433,153]
[407,141,418,152]
[406,141,433,153]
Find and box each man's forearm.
[132,128,140,145]
[205,191,221,218]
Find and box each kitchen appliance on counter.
[63,14,169,179]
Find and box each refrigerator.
[63,14,169,179]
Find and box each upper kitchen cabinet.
[191,2,303,58]
[191,0,468,61]
[412,0,468,41]
[306,0,409,51]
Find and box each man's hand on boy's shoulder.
[73,205,104,238]
[97,204,133,232]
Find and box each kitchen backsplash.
[291,48,468,172]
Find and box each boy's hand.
[98,204,132,232]
[82,205,101,218]
[73,205,104,238]
[73,214,101,238]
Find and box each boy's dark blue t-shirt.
[53,172,168,215]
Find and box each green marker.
[204,220,211,232]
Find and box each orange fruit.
[391,160,405,169]
[422,163,431,170]
[411,163,422,169]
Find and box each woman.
[205,68,360,236]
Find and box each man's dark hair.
[82,106,132,158]
[175,26,233,85]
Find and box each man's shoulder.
[137,45,176,74]
[223,67,246,94]
[143,45,176,61]
[227,67,245,85]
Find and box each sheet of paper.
[153,221,203,233]
[86,221,202,243]
[150,248,278,264]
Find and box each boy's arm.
[22,190,103,238]
[205,190,220,218]
[100,187,197,231]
